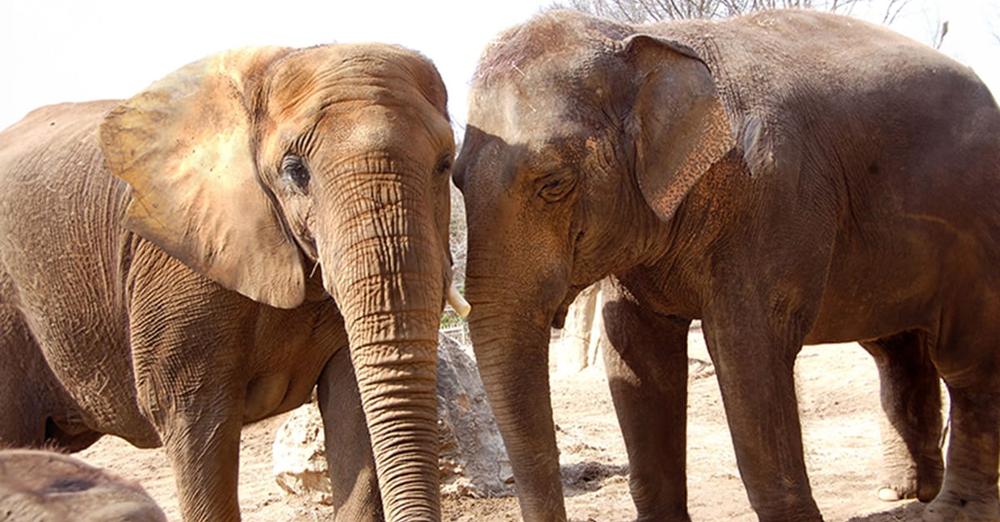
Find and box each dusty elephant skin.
[0,44,457,521]
[454,9,1000,522]
[0,448,166,522]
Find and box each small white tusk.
[447,282,471,318]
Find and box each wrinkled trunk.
[468,301,566,522]
[321,167,443,521]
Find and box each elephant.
[453,9,1000,522]
[0,448,166,521]
[0,43,468,521]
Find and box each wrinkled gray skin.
[455,10,1000,522]
[0,449,166,522]
[0,44,455,521]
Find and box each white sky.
[1,0,997,132]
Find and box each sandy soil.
[79,329,939,521]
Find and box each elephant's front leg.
[602,287,691,522]
[129,263,258,521]
[702,306,822,522]
[158,403,245,521]
[136,348,247,521]
[317,347,383,521]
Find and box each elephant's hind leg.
[0,275,103,452]
[860,331,944,503]
[923,384,1000,522]
[0,285,53,447]
[923,317,1000,522]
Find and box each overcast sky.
[1,0,998,132]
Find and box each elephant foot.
[878,486,909,502]
[878,479,939,503]
[878,475,918,502]
[878,461,942,502]
[636,509,691,522]
[922,489,1000,522]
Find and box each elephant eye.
[434,155,453,176]
[537,170,577,203]
[281,154,310,191]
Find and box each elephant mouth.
[552,305,569,329]
[552,283,593,328]
[551,284,586,329]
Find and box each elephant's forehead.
[468,79,589,149]
[265,45,444,123]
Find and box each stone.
[272,404,333,505]
[554,280,610,374]
[435,332,512,497]
[272,333,512,503]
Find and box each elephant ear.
[100,47,306,309]
[621,34,736,223]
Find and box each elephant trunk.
[321,165,444,521]
[468,299,566,521]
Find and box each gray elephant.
[0,43,467,521]
[0,449,166,521]
[454,9,1000,522]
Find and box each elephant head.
[0,449,166,522]
[100,44,466,520]
[454,12,736,520]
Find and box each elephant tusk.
[447,282,471,318]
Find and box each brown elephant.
[0,44,466,521]
[0,448,166,521]
[454,9,1000,522]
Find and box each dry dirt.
[79,329,941,521]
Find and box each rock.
[554,280,610,374]
[435,333,512,497]
[273,333,512,503]
[272,404,333,505]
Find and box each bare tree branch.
[991,16,1000,46]
[932,20,949,50]
[553,0,893,23]
[882,0,910,25]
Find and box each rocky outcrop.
[272,406,333,505]
[435,333,512,497]
[273,333,512,503]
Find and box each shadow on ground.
[561,461,629,494]
[847,500,925,521]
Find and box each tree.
[558,0,877,23]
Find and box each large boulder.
[271,405,332,505]
[273,333,512,503]
[435,332,512,497]
[554,281,609,374]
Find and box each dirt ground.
[79,328,939,521]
